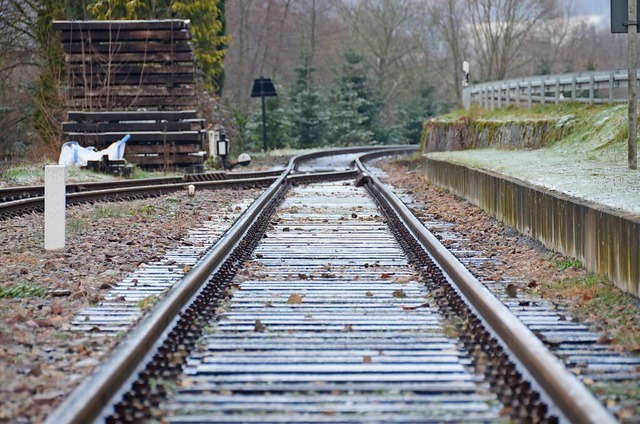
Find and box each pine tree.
[393,83,438,144]
[288,57,326,149]
[334,51,387,144]
[328,81,373,146]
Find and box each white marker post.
[44,165,66,250]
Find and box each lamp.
[251,77,277,151]
[217,131,228,157]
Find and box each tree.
[89,0,229,93]
[339,0,421,122]
[467,0,558,81]
[426,0,469,107]
[393,83,438,144]
[329,51,378,146]
[0,0,67,154]
[288,57,326,148]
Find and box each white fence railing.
[463,69,640,110]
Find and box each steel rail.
[1,146,407,218]
[0,169,283,203]
[43,146,406,424]
[44,160,295,424]
[0,177,277,219]
[355,158,617,424]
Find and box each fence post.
[541,80,546,105]
[497,84,502,109]
[527,81,532,107]
[572,75,577,102]
[589,74,595,104]
[506,82,511,107]
[555,80,560,104]
[463,87,471,110]
[609,72,615,103]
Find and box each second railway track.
[43,148,620,423]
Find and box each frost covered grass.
[0,162,180,187]
[425,104,640,214]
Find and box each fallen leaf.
[597,334,613,345]
[343,324,353,332]
[392,289,407,298]
[380,273,391,279]
[362,355,372,364]
[365,291,374,297]
[402,302,429,311]
[254,320,267,332]
[287,293,303,304]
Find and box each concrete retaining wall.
[420,118,567,153]
[421,157,640,297]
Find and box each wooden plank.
[125,154,204,166]
[62,42,193,54]
[64,131,204,144]
[62,121,202,133]
[68,74,195,86]
[69,86,195,97]
[126,143,202,154]
[64,52,195,64]
[67,96,198,109]
[58,29,191,43]
[66,110,198,121]
[66,63,195,75]
[53,20,190,32]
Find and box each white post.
[629,0,638,169]
[44,165,66,250]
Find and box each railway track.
[41,147,620,423]
[0,169,282,219]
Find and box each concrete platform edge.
[420,156,640,298]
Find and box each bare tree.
[339,0,421,118]
[425,0,469,106]
[467,0,557,81]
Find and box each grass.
[543,273,640,350]
[0,282,48,299]
[554,257,582,271]
[0,162,180,187]
[137,295,159,311]
[67,203,134,235]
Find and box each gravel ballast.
[0,187,261,422]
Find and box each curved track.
[41,147,616,424]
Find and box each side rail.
[464,69,639,110]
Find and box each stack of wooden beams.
[53,20,207,169]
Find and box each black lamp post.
[251,77,277,151]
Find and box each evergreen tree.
[288,57,326,149]
[333,51,385,145]
[328,81,373,146]
[392,83,437,144]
